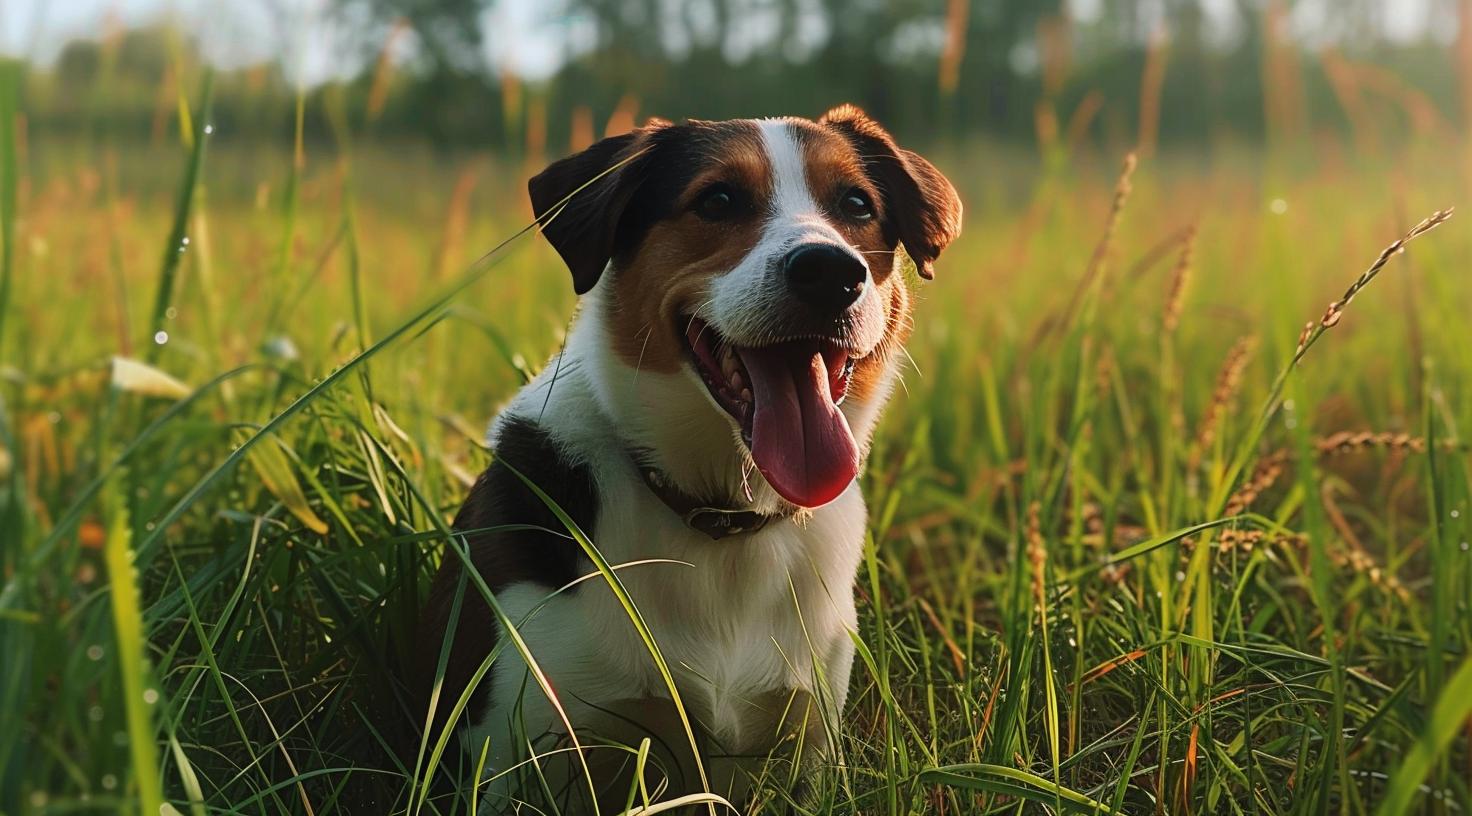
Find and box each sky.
[0,0,1451,87]
[0,0,583,85]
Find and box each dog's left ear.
[528,118,673,294]
[819,104,962,279]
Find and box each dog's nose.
[783,244,867,313]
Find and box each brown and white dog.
[416,105,961,808]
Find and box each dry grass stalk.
[1094,346,1115,401]
[1294,321,1315,355]
[569,105,595,152]
[1064,91,1104,154]
[1316,209,1454,333]
[1194,336,1256,463]
[1026,501,1047,605]
[938,0,969,97]
[366,19,408,122]
[1136,22,1168,158]
[1218,528,1267,553]
[1315,430,1426,456]
[1048,153,1137,338]
[604,94,640,137]
[1162,224,1196,333]
[1224,448,1288,516]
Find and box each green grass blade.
[102,479,165,814]
[1373,656,1472,816]
[921,764,1119,814]
[146,69,214,363]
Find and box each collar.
[632,456,795,540]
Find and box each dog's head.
[529,106,961,509]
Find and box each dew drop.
[165,306,178,320]
[86,644,104,661]
[102,774,118,791]
[143,689,159,705]
[1451,509,1461,519]
[154,331,169,345]
[88,705,104,722]
[1270,198,1288,215]
[203,124,214,135]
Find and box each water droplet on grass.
[154,331,169,345]
[86,645,104,661]
[165,306,178,320]
[102,775,117,790]
[204,124,214,135]
[1270,198,1287,215]
[143,689,159,705]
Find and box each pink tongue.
[739,341,859,508]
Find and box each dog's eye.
[839,189,874,221]
[695,185,738,221]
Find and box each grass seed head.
[1318,208,1453,332]
[1162,224,1196,333]
[1026,501,1047,605]
[1193,335,1256,464]
[1224,448,1289,516]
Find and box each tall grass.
[1,62,1469,816]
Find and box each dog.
[415,104,961,810]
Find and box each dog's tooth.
[730,370,744,391]
[740,387,752,403]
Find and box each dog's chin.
[677,315,862,509]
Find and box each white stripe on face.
[759,118,823,225]
[706,120,873,347]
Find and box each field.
[3,86,1472,814]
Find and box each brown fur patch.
[605,121,771,372]
[846,277,912,405]
[790,121,913,405]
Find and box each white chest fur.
[466,283,882,779]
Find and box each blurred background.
[2,0,1466,159]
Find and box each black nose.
[783,244,867,312]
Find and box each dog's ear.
[528,118,672,294]
[819,104,962,280]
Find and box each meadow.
[2,76,1471,815]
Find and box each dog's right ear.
[528,119,671,295]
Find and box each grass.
[2,74,1470,814]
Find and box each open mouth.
[681,316,860,508]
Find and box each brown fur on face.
[788,119,914,405]
[604,121,772,373]
[528,107,959,404]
